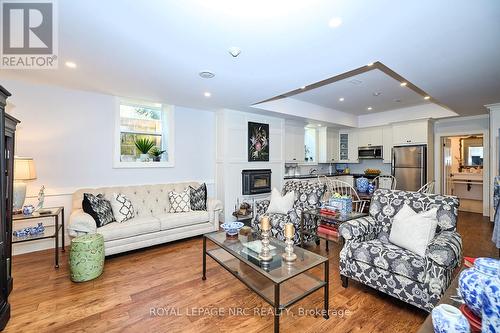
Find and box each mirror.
[460,136,483,167]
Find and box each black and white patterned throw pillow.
[189,183,207,211]
[110,193,135,223]
[168,189,191,213]
[82,193,115,227]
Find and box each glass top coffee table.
[203,231,329,333]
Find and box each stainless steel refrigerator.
[391,145,427,191]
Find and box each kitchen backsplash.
[290,159,391,176]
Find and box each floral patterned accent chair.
[252,180,326,244]
[339,189,462,312]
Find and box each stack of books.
[319,207,339,217]
[317,223,339,238]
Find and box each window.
[114,99,174,168]
[304,127,317,163]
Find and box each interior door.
[442,138,453,195]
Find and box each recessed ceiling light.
[300,86,306,90]
[367,62,374,66]
[349,79,362,85]
[367,107,373,110]
[204,92,211,98]
[424,96,430,100]
[228,47,241,57]
[400,82,407,87]
[199,71,215,79]
[317,124,322,127]
[372,92,382,97]
[328,17,342,28]
[393,99,402,103]
[339,97,344,102]
[65,61,77,68]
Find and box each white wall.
[433,115,489,216]
[488,103,500,221]
[216,109,284,221]
[3,79,216,254]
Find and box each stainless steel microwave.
[358,146,383,159]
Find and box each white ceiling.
[291,69,431,115]
[1,0,500,118]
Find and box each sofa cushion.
[157,211,210,230]
[168,189,191,213]
[189,183,207,211]
[82,193,115,227]
[346,239,426,283]
[97,216,161,242]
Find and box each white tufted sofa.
[68,182,223,256]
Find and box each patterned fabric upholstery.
[339,189,462,312]
[252,180,326,244]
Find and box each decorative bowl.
[220,222,244,236]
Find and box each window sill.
[113,161,174,169]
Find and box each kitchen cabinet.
[285,123,305,162]
[382,126,393,163]
[358,127,383,147]
[318,127,339,163]
[392,120,428,145]
[338,130,359,163]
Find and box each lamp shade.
[14,157,37,181]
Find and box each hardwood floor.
[5,212,497,333]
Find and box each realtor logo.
[1,0,58,68]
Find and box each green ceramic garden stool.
[69,233,105,282]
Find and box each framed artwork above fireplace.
[248,121,269,162]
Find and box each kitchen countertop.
[284,173,379,180]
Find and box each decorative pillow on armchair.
[110,193,135,223]
[168,189,191,213]
[82,193,115,227]
[389,204,438,257]
[266,188,295,214]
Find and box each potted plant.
[134,137,155,161]
[150,146,166,162]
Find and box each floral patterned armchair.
[252,180,326,244]
[339,189,462,312]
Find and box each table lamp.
[13,157,37,213]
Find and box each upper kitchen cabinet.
[392,120,429,145]
[284,122,305,162]
[338,130,359,163]
[382,126,393,163]
[318,127,339,163]
[358,127,383,147]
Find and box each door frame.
[435,130,489,217]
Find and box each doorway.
[441,135,484,213]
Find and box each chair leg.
[341,275,348,288]
[315,239,320,246]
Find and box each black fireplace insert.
[242,169,272,195]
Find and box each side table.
[12,207,65,268]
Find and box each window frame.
[113,97,175,168]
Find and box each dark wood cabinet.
[0,85,19,330]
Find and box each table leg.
[202,236,206,280]
[274,284,281,333]
[326,240,329,252]
[55,215,59,268]
[324,260,329,319]
[61,207,65,252]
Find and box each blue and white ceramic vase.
[368,182,375,194]
[459,257,500,317]
[432,304,470,333]
[480,266,500,333]
[356,177,369,193]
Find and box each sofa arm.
[339,216,379,242]
[426,231,462,269]
[68,209,97,237]
[207,198,223,212]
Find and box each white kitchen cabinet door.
[285,125,296,162]
[347,131,359,163]
[392,121,428,145]
[295,126,305,162]
[358,128,383,147]
[327,129,339,162]
[337,175,354,187]
[285,124,305,162]
[358,129,371,147]
[382,126,393,163]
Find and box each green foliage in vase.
[150,146,166,157]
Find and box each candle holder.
[282,237,297,262]
[259,229,273,261]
